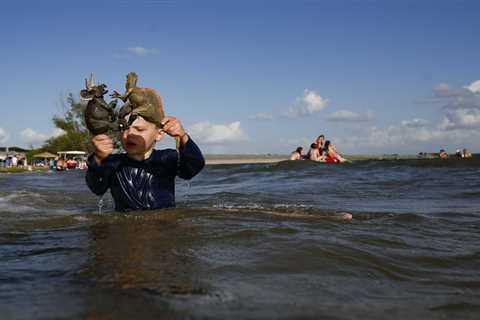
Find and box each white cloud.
[20,128,48,146]
[52,128,65,137]
[337,125,447,151]
[432,81,480,130]
[127,46,158,56]
[401,118,429,128]
[327,110,373,122]
[335,116,480,154]
[189,121,248,144]
[20,128,65,147]
[439,108,480,130]
[286,89,329,117]
[249,112,274,120]
[0,127,9,144]
[465,80,480,93]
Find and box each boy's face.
[120,116,164,158]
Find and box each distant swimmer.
[339,212,353,220]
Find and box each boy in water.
[86,113,205,211]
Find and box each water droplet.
[98,195,104,215]
[184,180,191,205]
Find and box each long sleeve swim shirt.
[86,137,205,211]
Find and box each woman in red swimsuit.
[324,140,347,163]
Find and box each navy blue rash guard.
[86,137,205,211]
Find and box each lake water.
[1,158,479,319]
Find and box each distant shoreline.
[205,155,287,165]
[203,154,428,165]
[203,153,478,165]
[1,154,474,171]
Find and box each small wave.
[0,190,45,214]
[16,247,83,257]
[201,204,353,221]
[359,157,480,169]
[430,302,480,312]
[390,213,429,223]
[456,191,480,198]
[0,190,43,201]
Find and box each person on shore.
[290,147,304,160]
[11,154,18,167]
[56,159,66,171]
[324,140,348,163]
[463,148,472,158]
[439,149,448,159]
[86,108,205,211]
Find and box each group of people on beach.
[438,148,473,159]
[289,135,348,163]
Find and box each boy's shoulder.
[149,148,178,163]
[145,148,179,173]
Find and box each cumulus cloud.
[189,121,248,144]
[432,80,480,130]
[20,128,48,146]
[0,127,9,144]
[401,118,429,128]
[20,128,65,146]
[337,124,450,152]
[465,80,480,93]
[249,112,274,120]
[286,89,329,117]
[52,128,65,137]
[327,110,373,122]
[439,108,480,130]
[127,46,158,56]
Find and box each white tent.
[57,151,87,160]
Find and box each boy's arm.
[85,134,116,195]
[160,116,205,180]
[85,154,116,195]
[177,135,205,180]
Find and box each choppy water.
[1,158,480,319]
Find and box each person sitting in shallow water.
[462,148,472,158]
[290,147,304,160]
[439,149,448,159]
[86,113,205,211]
[324,140,348,163]
[306,143,318,161]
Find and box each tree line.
[27,93,92,162]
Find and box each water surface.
[1,158,479,319]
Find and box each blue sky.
[1,0,479,154]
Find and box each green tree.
[42,93,92,153]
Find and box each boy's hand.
[161,116,189,145]
[92,134,114,164]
